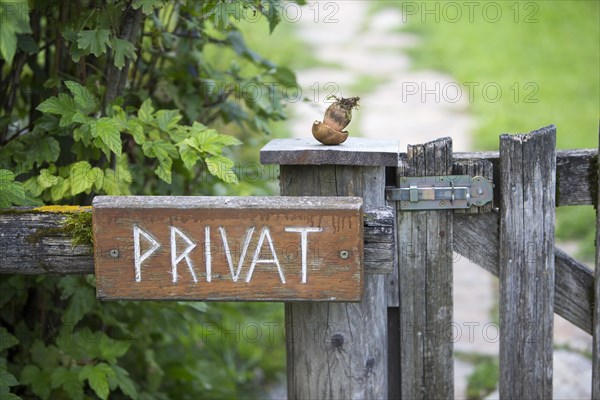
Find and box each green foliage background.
[0,0,303,398]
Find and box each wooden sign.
[92,196,363,301]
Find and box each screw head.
[110,249,119,258]
[439,201,446,207]
[339,250,349,259]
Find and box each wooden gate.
[1,125,599,399]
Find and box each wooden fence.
[1,124,598,399]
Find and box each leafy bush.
[0,0,302,398]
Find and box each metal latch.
[385,175,493,210]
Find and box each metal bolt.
[477,187,484,195]
[110,249,119,258]
[439,201,446,207]
[339,250,349,259]
[402,202,409,208]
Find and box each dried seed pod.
[312,96,360,145]
[312,121,349,145]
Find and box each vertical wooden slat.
[452,159,494,214]
[281,165,388,400]
[593,126,600,399]
[499,125,556,399]
[396,137,454,399]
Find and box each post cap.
[260,137,400,166]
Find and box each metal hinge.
[385,175,493,210]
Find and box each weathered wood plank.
[593,128,600,399]
[454,211,594,335]
[261,137,400,166]
[452,158,494,213]
[499,125,555,399]
[0,205,394,276]
[0,208,93,274]
[281,165,388,400]
[92,196,364,302]
[395,137,454,399]
[363,206,395,274]
[454,148,597,206]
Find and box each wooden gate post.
[261,138,399,399]
[391,137,455,399]
[499,125,556,399]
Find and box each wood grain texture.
[454,146,597,206]
[93,196,363,301]
[454,212,594,335]
[261,137,400,166]
[0,206,394,276]
[394,137,454,400]
[363,206,395,274]
[281,165,388,400]
[0,210,93,274]
[452,158,494,213]
[499,125,556,399]
[593,128,600,399]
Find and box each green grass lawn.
[376,0,599,259]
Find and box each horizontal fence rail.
[0,205,395,275]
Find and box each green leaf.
[21,365,51,400]
[0,22,17,63]
[99,336,130,364]
[0,0,30,62]
[0,327,19,352]
[51,367,83,400]
[73,123,93,146]
[271,66,297,86]
[25,136,60,168]
[177,143,200,170]
[0,169,15,184]
[264,0,281,33]
[126,119,145,144]
[31,340,60,369]
[50,177,70,202]
[138,99,154,123]
[0,170,32,207]
[17,34,38,54]
[132,0,164,15]
[77,29,111,57]
[23,176,43,197]
[69,161,94,196]
[111,38,137,69]
[79,363,114,400]
[110,365,138,399]
[36,94,77,127]
[155,159,172,184]
[142,140,178,161]
[90,117,122,156]
[64,81,96,114]
[0,368,19,396]
[62,284,96,325]
[205,155,238,184]
[155,109,181,132]
[38,169,59,189]
[0,369,18,388]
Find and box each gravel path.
[285,2,592,398]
